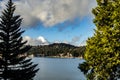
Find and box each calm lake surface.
[32,57,86,80]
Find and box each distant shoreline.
[45,56,83,59]
[28,54,83,59]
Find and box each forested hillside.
[27,43,85,58]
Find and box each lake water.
[32,57,86,80]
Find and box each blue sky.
[23,16,95,46]
[0,0,97,46]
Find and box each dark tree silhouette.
[0,0,39,80]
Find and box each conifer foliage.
[0,0,39,80]
[79,0,120,80]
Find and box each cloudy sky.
[0,0,97,46]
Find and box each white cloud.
[23,36,49,45]
[37,36,47,43]
[63,40,69,44]
[23,35,86,46]
[0,0,96,27]
[53,36,82,46]
[54,40,61,43]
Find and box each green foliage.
[79,0,120,80]
[71,46,85,57]
[0,0,39,80]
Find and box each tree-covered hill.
[27,43,85,58]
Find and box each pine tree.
[0,0,39,80]
[79,0,120,80]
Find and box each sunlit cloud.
[0,0,96,28]
[23,36,49,45]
